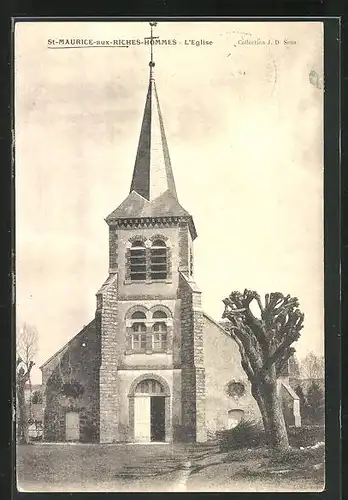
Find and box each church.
[40,31,300,444]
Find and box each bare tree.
[16,323,38,443]
[299,351,324,379]
[17,323,38,371]
[223,290,304,451]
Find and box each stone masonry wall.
[97,274,119,443]
[179,272,207,442]
[42,320,101,442]
[178,223,189,273]
[203,315,260,438]
[108,227,118,273]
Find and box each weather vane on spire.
[145,21,159,80]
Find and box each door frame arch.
[128,373,171,442]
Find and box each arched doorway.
[129,375,171,443]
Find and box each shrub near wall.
[218,420,324,452]
[217,420,265,451]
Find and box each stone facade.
[202,314,261,438]
[40,64,300,445]
[41,320,100,442]
[40,209,276,443]
[90,211,205,443]
[108,228,118,273]
[97,274,119,443]
[42,210,235,443]
[178,273,207,442]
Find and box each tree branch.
[223,290,304,377]
[224,317,263,372]
[224,292,268,359]
[263,314,304,371]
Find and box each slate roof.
[106,58,197,240]
[106,189,191,221]
[129,77,178,202]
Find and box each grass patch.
[221,442,324,484]
[269,445,324,467]
[228,444,324,484]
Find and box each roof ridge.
[39,318,96,370]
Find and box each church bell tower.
[96,22,206,444]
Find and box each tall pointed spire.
[130,22,178,202]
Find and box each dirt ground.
[16,443,325,493]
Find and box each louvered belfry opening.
[150,239,167,280]
[130,240,147,281]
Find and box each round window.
[226,381,246,398]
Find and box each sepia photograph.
[15,19,325,492]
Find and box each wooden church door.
[134,397,151,442]
[65,411,80,441]
[133,379,166,442]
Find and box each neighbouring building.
[40,42,300,444]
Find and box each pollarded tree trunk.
[261,381,289,450]
[223,290,305,451]
[251,383,271,446]
[252,378,289,450]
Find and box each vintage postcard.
[15,20,325,492]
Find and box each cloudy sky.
[15,21,324,384]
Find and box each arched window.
[126,307,172,355]
[152,322,167,351]
[130,310,147,351]
[132,322,146,333]
[150,239,167,280]
[152,310,167,319]
[131,323,146,351]
[135,379,164,395]
[153,322,167,332]
[131,311,146,320]
[130,240,146,281]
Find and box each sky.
[15,21,324,384]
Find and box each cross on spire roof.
[145,21,158,80]
[106,22,196,238]
[129,21,178,202]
